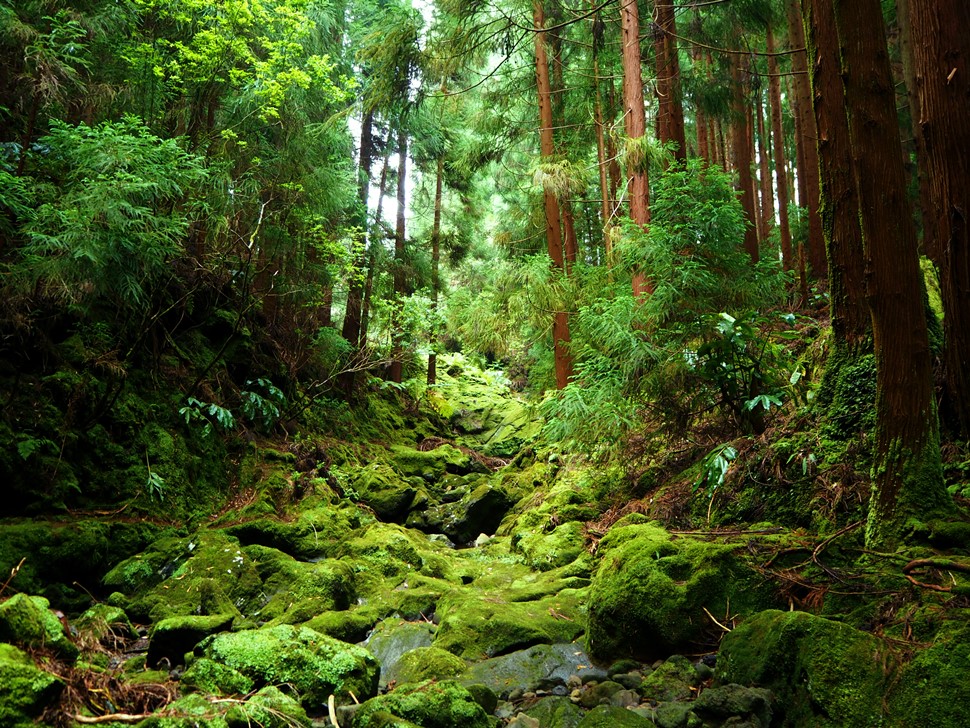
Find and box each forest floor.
[2,355,970,728]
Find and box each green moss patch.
[352,680,491,728]
[0,642,63,727]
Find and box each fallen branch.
[328,694,339,728]
[74,714,156,725]
[901,558,970,593]
[702,606,732,633]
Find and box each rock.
[654,701,698,728]
[363,618,435,687]
[508,713,540,728]
[717,609,887,727]
[586,523,774,663]
[577,680,626,708]
[180,657,254,695]
[611,689,641,708]
[639,655,698,702]
[0,593,78,660]
[391,444,477,479]
[458,643,604,698]
[352,462,418,521]
[512,521,587,572]
[225,504,359,560]
[73,603,136,643]
[304,608,381,643]
[888,624,970,728]
[576,704,654,727]
[225,685,310,727]
[200,624,379,709]
[692,683,773,726]
[0,643,63,727]
[147,613,235,667]
[351,679,491,728]
[523,695,585,728]
[422,483,516,544]
[387,646,467,686]
[258,557,357,623]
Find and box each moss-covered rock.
[390,444,477,480]
[304,608,382,643]
[225,685,310,727]
[363,618,435,687]
[524,695,585,728]
[258,557,357,623]
[138,691,230,727]
[389,646,467,685]
[433,587,585,659]
[225,503,361,561]
[73,603,136,643]
[104,531,261,623]
[512,521,587,572]
[576,705,653,727]
[888,624,970,728]
[419,483,518,545]
[717,609,888,727]
[0,593,78,660]
[691,683,774,726]
[352,462,419,521]
[0,642,63,727]
[147,613,236,667]
[638,655,699,702]
[200,624,379,709]
[180,657,254,695]
[351,680,491,728]
[459,643,606,699]
[585,524,773,662]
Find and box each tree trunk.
[910,0,970,437]
[427,155,444,386]
[535,0,572,388]
[786,0,826,278]
[767,26,794,272]
[389,127,408,384]
[731,53,760,263]
[592,15,613,262]
[653,0,686,162]
[360,156,390,348]
[801,0,869,350]
[620,0,651,297]
[756,88,774,245]
[341,109,374,352]
[829,0,950,548]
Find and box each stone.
[363,618,435,687]
[0,593,78,660]
[523,695,585,728]
[639,655,698,702]
[692,683,773,726]
[387,646,467,686]
[0,643,63,727]
[459,643,604,698]
[576,704,654,727]
[225,685,310,727]
[351,680,491,728]
[147,613,235,667]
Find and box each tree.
[908,0,970,437]
[817,0,952,547]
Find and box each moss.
[575,705,653,727]
[225,685,310,727]
[137,692,230,727]
[888,625,970,728]
[304,608,382,643]
[0,593,79,660]
[227,504,361,560]
[389,444,475,480]
[511,521,586,572]
[74,604,136,643]
[0,642,63,727]
[433,587,585,660]
[201,624,380,709]
[180,657,254,695]
[585,524,775,663]
[638,655,698,702]
[257,558,356,623]
[352,462,419,521]
[147,613,236,667]
[524,696,584,728]
[352,680,491,728]
[717,610,889,727]
[389,646,467,685]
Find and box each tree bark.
[341,109,374,350]
[786,0,826,278]
[592,15,613,262]
[389,127,408,384]
[909,0,970,437]
[755,86,773,245]
[731,53,760,263]
[653,0,686,162]
[829,0,950,547]
[535,0,572,388]
[767,25,794,272]
[427,155,444,386]
[620,0,652,297]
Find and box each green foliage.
[20,117,206,316]
[695,443,738,499]
[180,398,236,438]
[240,379,286,430]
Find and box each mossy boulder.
[389,646,467,685]
[459,643,605,699]
[512,521,587,572]
[304,608,382,643]
[224,503,361,560]
[351,680,491,728]
[259,558,357,623]
[147,613,236,667]
[390,444,476,479]
[73,603,136,643]
[0,642,63,727]
[363,618,435,687]
[576,705,653,727]
[434,588,585,659]
[180,657,254,695]
[199,624,379,709]
[0,593,78,660]
[225,685,310,727]
[104,531,262,623]
[524,696,585,728]
[691,684,774,726]
[586,524,772,662]
[420,483,517,544]
[352,462,419,521]
[888,624,970,728]
[638,655,699,702]
[717,609,888,727]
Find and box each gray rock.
[693,683,773,726]
[460,643,606,698]
[362,618,435,687]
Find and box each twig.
[1,557,25,597]
[74,714,155,724]
[328,695,339,728]
[702,606,731,633]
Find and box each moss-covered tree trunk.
[827,0,951,547]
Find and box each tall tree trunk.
[756,87,774,245]
[910,0,970,437]
[535,0,572,388]
[551,17,579,270]
[731,54,760,263]
[895,0,936,263]
[786,0,826,278]
[767,26,794,272]
[389,128,408,384]
[360,156,390,348]
[653,0,687,161]
[592,15,613,262]
[427,155,444,386]
[829,0,950,547]
[341,109,375,351]
[620,0,651,297]
[802,0,869,350]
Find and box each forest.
[1,0,969,725]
